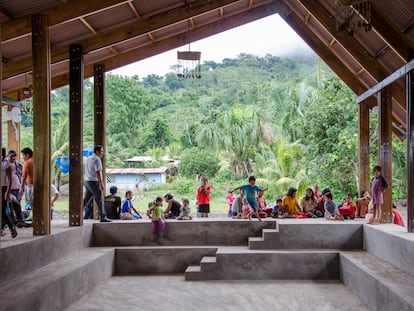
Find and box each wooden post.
[93,64,106,218]
[32,15,51,235]
[0,22,3,236]
[378,86,393,223]
[7,105,20,154]
[358,102,370,195]
[408,70,414,232]
[69,44,83,226]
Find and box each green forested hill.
[20,53,407,200]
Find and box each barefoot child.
[197,177,212,218]
[241,197,252,219]
[149,197,166,241]
[371,165,388,224]
[230,176,267,222]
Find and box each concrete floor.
[65,275,369,311]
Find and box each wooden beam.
[370,5,414,62]
[379,86,393,223]
[1,0,131,42]
[94,64,106,219]
[294,0,407,108]
[128,1,140,18]
[0,22,3,234]
[32,15,51,235]
[2,0,242,79]
[69,44,84,227]
[359,102,370,194]
[47,2,280,89]
[80,17,97,35]
[408,70,414,231]
[357,58,414,104]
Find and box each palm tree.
[196,106,272,177]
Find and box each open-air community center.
[1,0,414,310]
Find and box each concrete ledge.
[249,222,363,250]
[115,247,217,274]
[93,220,276,246]
[0,224,93,284]
[363,224,414,277]
[186,249,340,280]
[340,251,414,311]
[0,248,114,311]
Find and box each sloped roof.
[1,0,413,137]
[106,167,168,174]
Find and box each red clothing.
[197,185,212,205]
[338,202,356,217]
[392,209,404,226]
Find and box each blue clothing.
[232,194,243,214]
[122,199,133,214]
[324,201,338,217]
[240,184,261,210]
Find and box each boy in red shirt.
[196,177,212,218]
[338,194,356,219]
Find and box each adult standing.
[1,148,17,238]
[19,147,34,213]
[197,177,212,218]
[83,145,111,222]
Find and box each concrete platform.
[1,218,414,310]
[64,275,369,311]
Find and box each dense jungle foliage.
[19,53,407,203]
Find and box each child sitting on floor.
[241,198,252,219]
[177,198,192,220]
[338,194,356,219]
[121,190,142,220]
[324,192,343,221]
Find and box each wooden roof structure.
[1,0,413,139]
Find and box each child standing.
[120,190,142,220]
[371,165,388,225]
[226,190,237,217]
[149,197,166,241]
[177,198,192,220]
[230,176,267,222]
[197,177,212,218]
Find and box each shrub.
[178,148,220,179]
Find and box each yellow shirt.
[282,195,301,216]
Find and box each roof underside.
[1,0,413,139]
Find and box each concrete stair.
[185,248,340,281]
[340,251,414,311]
[0,248,114,311]
[248,222,363,250]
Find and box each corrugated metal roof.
[106,167,168,174]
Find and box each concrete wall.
[115,247,217,274]
[92,220,276,247]
[0,224,93,284]
[363,224,414,277]
[249,223,363,250]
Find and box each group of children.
[227,166,395,225]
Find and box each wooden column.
[69,44,83,226]
[93,64,106,218]
[378,86,393,223]
[32,15,51,235]
[0,22,3,235]
[358,102,370,194]
[408,70,414,232]
[7,105,20,154]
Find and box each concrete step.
[340,251,414,311]
[249,223,363,250]
[115,246,217,274]
[186,249,340,281]
[200,256,217,272]
[0,224,93,285]
[93,220,276,247]
[0,248,114,311]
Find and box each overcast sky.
[109,14,314,78]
